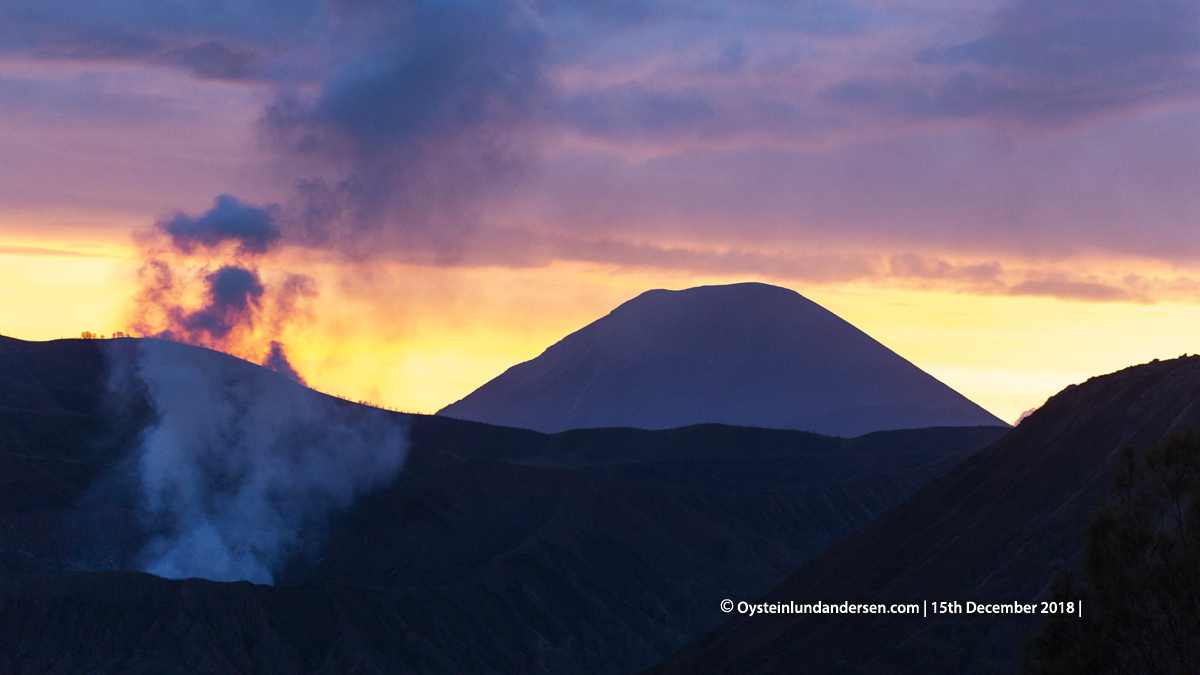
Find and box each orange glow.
[273,261,639,413]
[799,285,1200,424]
[0,231,140,341]
[271,260,1200,423]
[6,226,1200,427]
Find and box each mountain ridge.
[644,353,1200,675]
[0,335,1004,674]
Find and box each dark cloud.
[263,0,552,257]
[8,0,1200,274]
[830,0,1200,126]
[133,248,316,384]
[7,0,556,257]
[133,196,314,381]
[179,265,266,340]
[159,194,280,255]
[547,0,1198,144]
[821,73,1021,123]
[0,1,330,85]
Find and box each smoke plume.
[127,339,407,584]
[261,340,307,387]
[262,0,552,258]
[161,193,281,255]
[128,1,554,385]
[177,265,265,340]
[133,194,313,384]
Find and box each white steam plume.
[128,339,407,584]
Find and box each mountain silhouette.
[0,335,1004,674]
[439,283,1006,436]
[645,354,1200,675]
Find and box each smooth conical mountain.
[438,282,1006,436]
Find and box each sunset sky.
[2,0,1199,423]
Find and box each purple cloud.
[160,194,280,255]
[0,0,323,81]
[829,0,1200,126]
[1008,278,1132,302]
[4,0,1200,278]
[556,82,816,143]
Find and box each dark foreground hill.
[0,336,1005,674]
[439,283,1007,436]
[645,354,1200,675]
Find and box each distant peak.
[439,283,1005,435]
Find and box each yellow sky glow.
[5,229,1200,426]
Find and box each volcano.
[439,282,1006,436]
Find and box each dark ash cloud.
[263,0,552,257]
[179,265,266,341]
[12,0,557,260]
[160,194,281,255]
[135,197,313,383]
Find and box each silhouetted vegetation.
[1026,433,1200,675]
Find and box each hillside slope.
[645,355,1200,675]
[0,336,1005,674]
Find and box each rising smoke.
[124,339,407,584]
[161,193,281,255]
[115,2,550,584]
[131,1,551,378]
[178,266,265,340]
[133,194,313,383]
[262,0,551,257]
